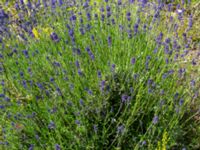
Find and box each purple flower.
[91,35,95,42]
[94,13,98,20]
[86,12,91,21]
[27,0,32,9]
[117,125,124,134]
[191,59,196,65]
[75,120,81,125]
[107,36,112,46]
[156,32,163,45]
[20,71,24,78]
[55,144,61,150]
[142,141,147,146]
[36,0,41,8]
[22,80,27,89]
[100,80,106,91]
[174,92,179,100]
[121,94,130,103]
[131,57,136,65]
[79,28,85,35]
[42,0,47,7]
[107,11,112,18]
[50,32,60,42]
[20,0,24,5]
[58,0,63,6]
[68,29,74,37]
[15,2,20,10]
[79,99,84,106]
[22,50,29,58]
[28,144,34,150]
[134,23,139,35]
[75,61,80,68]
[106,6,111,12]
[78,69,83,76]
[97,70,102,78]
[190,80,195,87]
[48,121,56,129]
[118,0,122,5]
[83,2,89,8]
[88,89,93,95]
[165,38,171,44]
[51,0,56,8]
[101,14,105,21]
[50,77,54,82]
[126,12,131,21]
[100,7,105,12]
[93,125,98,132]
[179,98,184,106]
[111,64,115,72]
[152,115,159,124]
[111,18,115,25]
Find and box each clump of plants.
[0,0,199,149]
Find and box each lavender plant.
[0,0,199,149]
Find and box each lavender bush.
[0,0,199,149]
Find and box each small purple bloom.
[152,115,159,124]
[93,125,98,132]
[28,144,34,150]
[117,125,124,134]
[106,6,111,12]
[129,0,135,3]
[142,141,147,146]
[100,7,105,12]
[51,0,56,8]
[86,12,91,21]
[50,77,54,82]
[101,14,105,21]
[55,144,61,150]
[79,99,84,106]
[78,69,83,76]
[111,18,115,25]
[58,0,63,6]
[107,36,112,46]
[50,32,60,42]
[165,38,171,44]
[83,2,89,8]
[22,50,29,58]
[48,121,56,129]
[118,0,122,5]
[174,92,179,100]
[190,80,195,87]
[111,64,115,72]
[121,94,130,103]
[22,80,27,89]
[134,23,139,35]
[97,70,102,78]
[179,98,184,106]
[100,80,106,91]
[75,61,80,68]
[88,89,93,95]
[75,120,81,125]
[94,13,98,20]
[131,57,136,65]
[191,59,196,65]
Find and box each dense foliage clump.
[0,0,199,149]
